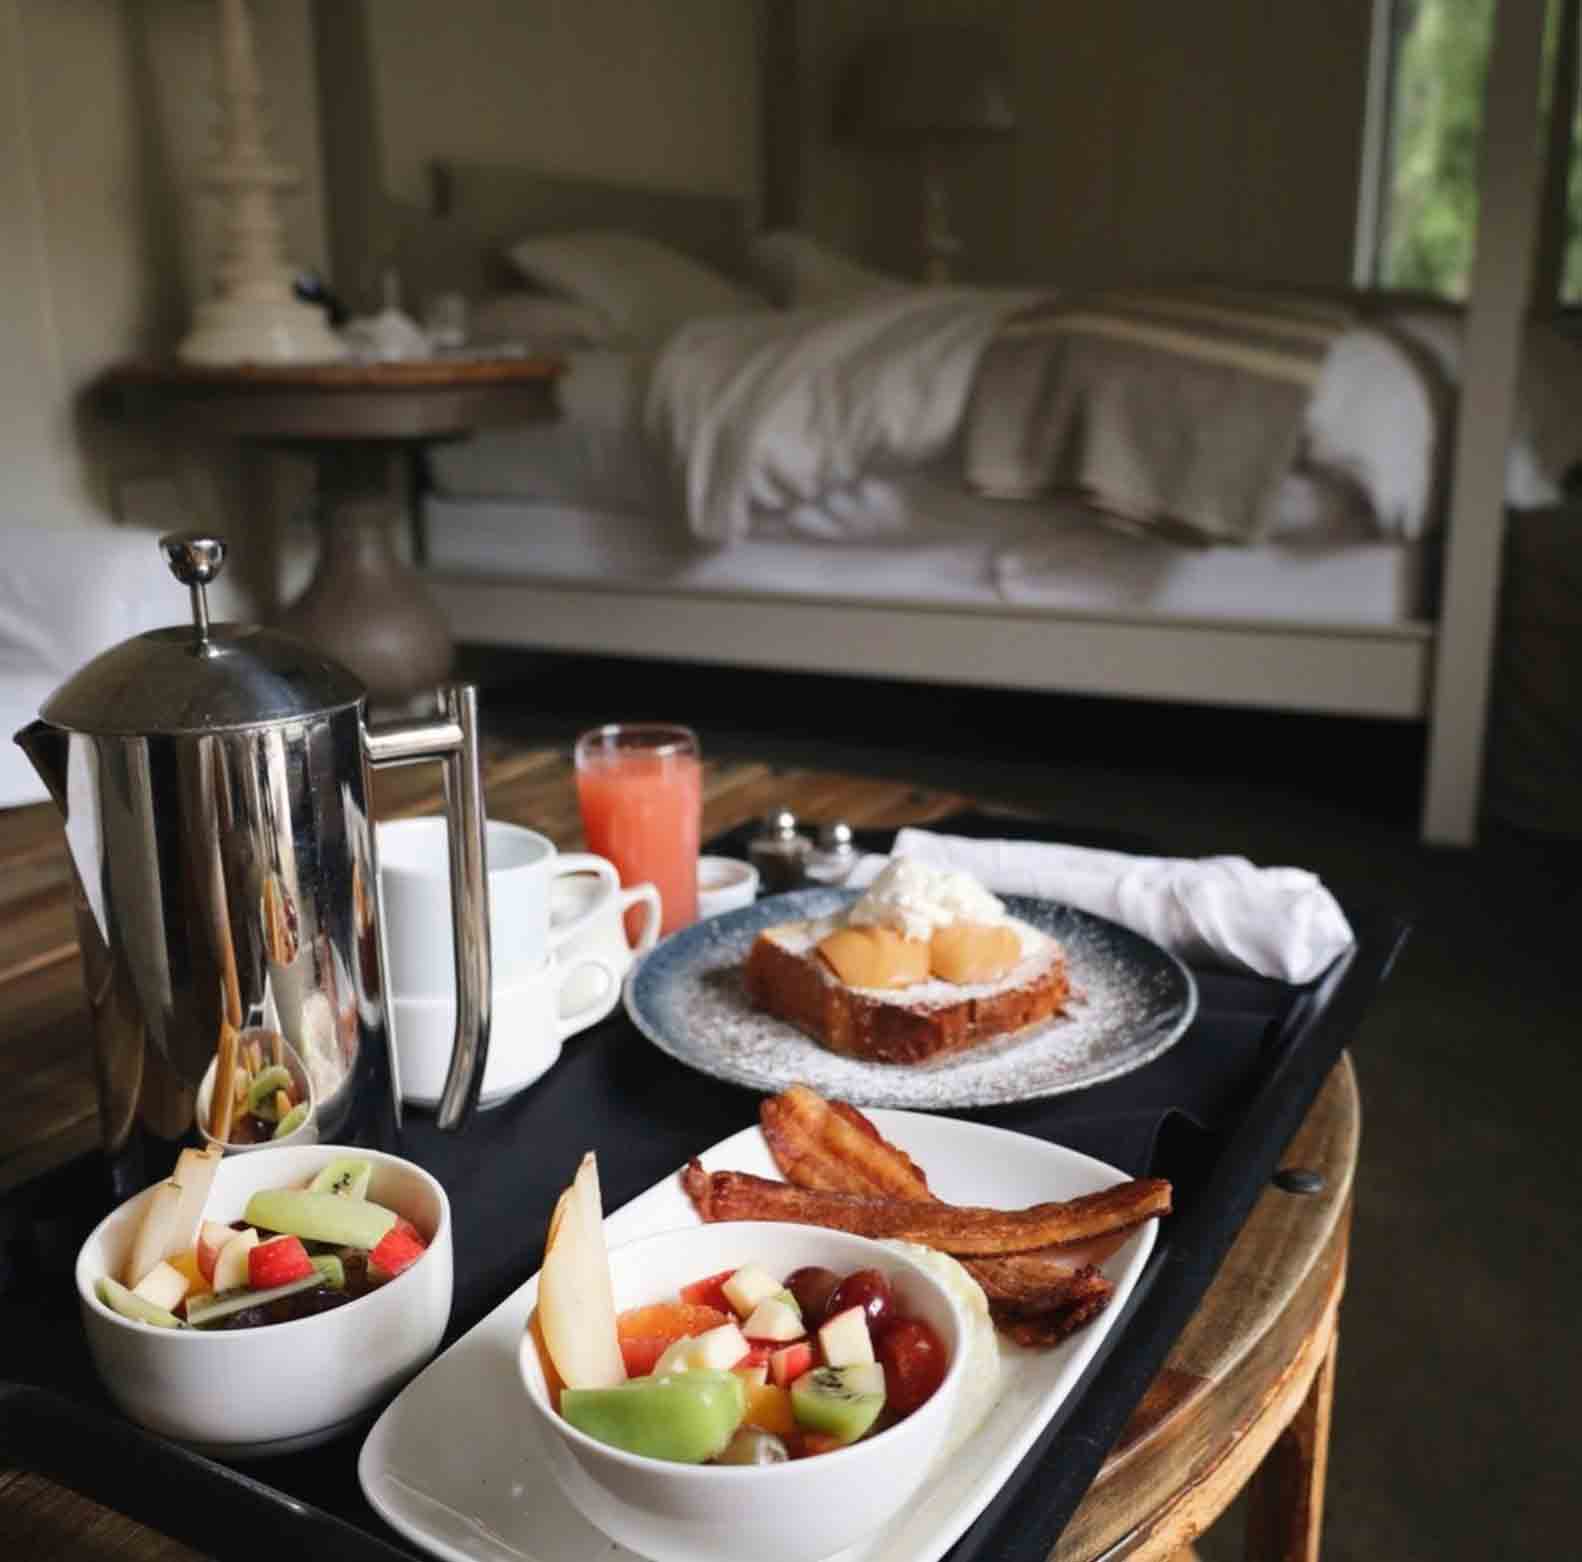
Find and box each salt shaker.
[805,820,859,886]
[749,807,809,893]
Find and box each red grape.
[874,1316,947,1417]
[784,1266,842,1329]
[826,1268,893,1330]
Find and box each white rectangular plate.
[358,1111,1158,1562]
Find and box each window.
[1359,0,1579,302]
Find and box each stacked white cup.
[378,819,642,1109]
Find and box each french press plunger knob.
[160,531,228,646]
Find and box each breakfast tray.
[0,812,1409,1562]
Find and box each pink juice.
[577,750,702,937]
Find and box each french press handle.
[365,685,492,1130]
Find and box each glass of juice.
[573,724,702,938]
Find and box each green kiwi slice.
[308,1157,373,1198]
[99,1276,185,1329]
[245,1066,294,1120]
[789,1363,886,1445]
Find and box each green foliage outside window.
[1379,0,1496,299]
[1379,0,1581,302]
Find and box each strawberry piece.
[392,1216,425,1244]
[679,1268,736,1313]
[615,1302,729,1376]
[736,1343,772,1370]
[247,1234,315,1290]
[369,1223,427,1280]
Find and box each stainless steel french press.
[15,533,492,1194]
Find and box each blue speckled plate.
[624,888,1197,1109]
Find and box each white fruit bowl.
[75,1143,452,1459]
[519,1221,966,1562]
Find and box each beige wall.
[793,0,1373,288]
[0,0,325,604]
[362,0,760,206]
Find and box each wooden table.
[101,357,564,704]
[0,746,1356,1562]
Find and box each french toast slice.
[743,918,1069,1065]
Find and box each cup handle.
[547,854,622,951]
[555,955,621,1040]
[620,883,663,953]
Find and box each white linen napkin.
[845,828,1354,983]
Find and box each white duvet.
[643,289,1470,548]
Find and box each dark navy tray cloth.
[0,810,1409,1562]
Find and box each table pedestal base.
[277,495,452,704]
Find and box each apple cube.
[369,1222,427,1280]
[131,1259,191,1314]
[212,1228,260,1293]
[196,1221,234,1285]
[818,1305,874,1368]
[247,1234,316,1291]
[741,1295,804,1343]
[721,1265,782,1318]
[652,1321,750,1377]
[769,1340,815,1388]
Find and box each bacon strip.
[680,1164,1170,1255]
[759,1086,1145,1309]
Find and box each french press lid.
[39,533,365,737]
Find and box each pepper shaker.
[748,807,810,893]
[805,820,859,885]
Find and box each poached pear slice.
[244,1188,395,1250]
[561,1368,746,1463]
[790,1362,886,1445]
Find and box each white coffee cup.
[377,818,618,998]
[551,873,662,1018]
[393,950,619,1109]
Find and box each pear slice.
[537,1153,626,1393]
[123,1147,224,1289]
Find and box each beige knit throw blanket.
[963,286,1356,544]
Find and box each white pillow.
[468,292,612,349]
[749,230,905,309]
[505,230,765,345]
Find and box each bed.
[392,162,1581,845]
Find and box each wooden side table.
[102,356,564,704]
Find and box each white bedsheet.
[423,476,1431,629]
[0,522,253,807]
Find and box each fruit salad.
[97,1152,429,1332]
[206,1028,311,1146]
[532,1156,953,1467]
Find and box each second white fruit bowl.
[74,1143,452,1459]
[519,1221,967,1562]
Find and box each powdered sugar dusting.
[626,888,1197,1108]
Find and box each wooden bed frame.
[378,3,1550,848]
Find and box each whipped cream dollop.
[847,857,1008,943]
